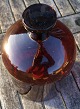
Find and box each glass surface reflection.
[2,19,76,84]
[26,42,55,80]
[4,33,38,72]
[3,32,65,80]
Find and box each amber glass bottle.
[2,4,76,94]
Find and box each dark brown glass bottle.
[2,4,76,94]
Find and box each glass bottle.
[1,4,76,99]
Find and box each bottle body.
[2,19,76,85]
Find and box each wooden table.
[0,0,80,109]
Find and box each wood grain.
[43,83,66,109]
[0,0,14,32]
[39,0,61,17]
[20,83,66,109]
[56,73,80,109]
[0,27,2,34]
[20,85,44,109]
[0,33,4,55]
[11,76,32,95]
[59,13,80,33]
[68,0,80,12]
[0,57,23,109]
[71,49,80,89]
[54,0,74,16]
[23,0,39,7]
[20,94,43,109]
[9,0,26,21]
[74,33,80,50]
[0,101,2,109]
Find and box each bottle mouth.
[22,3,57,32]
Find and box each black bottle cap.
[22,3,57,32]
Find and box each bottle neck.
[22,4,57,41]
[28,31,49,42]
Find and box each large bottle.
[2,4,76,97]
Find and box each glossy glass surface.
[2,20,76,84]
